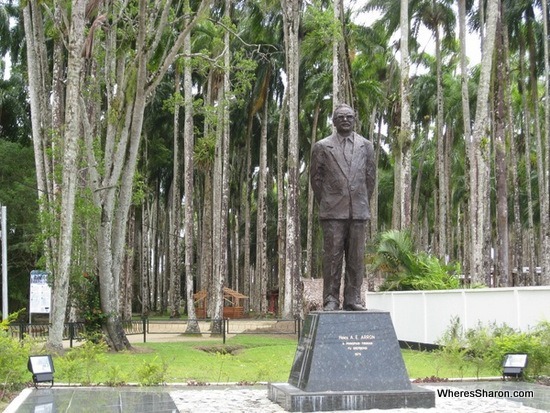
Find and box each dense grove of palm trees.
[0,0,549,350]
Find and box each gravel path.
[170,385,547,413]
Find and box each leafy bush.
[69,273,106,337]
[489,331,550,377]
[55,356,80,385]
[104,365,127,386]
[465,322,499,379]
[0,312,36,397]
[136,357,169,386]
[435,316,468,378]
[437,317,550,379]
[56,338,108,385]
[369,230,460,291]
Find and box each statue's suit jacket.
[310,132,375,220]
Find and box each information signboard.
[29,270,51,314]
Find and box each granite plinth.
[268,382,435,412]
[268,310,435,411]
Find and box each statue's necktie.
[344,138,353,166]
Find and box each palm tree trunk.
[199,72,215,303]
[242,119,253,309]
[412,125,430,245]
[398,0,412,230]
[211,0,232,333]
[435,27,447,258]
[501,9,522,286]
[332,0,347,107]
[121,211,134,319]
[527,7,546,284]
[305,102,320,279]
[169,69,182,318]
[369,110,380,239]
[494,8,509,287]
[23,0,58,342]
[47,0,87,351]
[277,92,288,317]
[140,202,151,314]
[211,106,224,328]
[540,0,550,285]
[255,98,269,313]
[183,14,200,331]
[518,36,536,285]
[281,0,302,319]
[469,0,499,285]
[458,0,473,279]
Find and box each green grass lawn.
[402,348,500,379]
[51,335,501,385]
[102,336,297,384]
[0,334,509,411]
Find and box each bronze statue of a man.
[310,103,376,311]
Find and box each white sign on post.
[29,270,51,314]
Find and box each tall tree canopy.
[1,0,550,349]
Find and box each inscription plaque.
[268,310,435,412]
[288,310,411,392]
[269,310,436,411]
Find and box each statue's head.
[332,104,356,134]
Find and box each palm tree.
[500,0,544,286]
[469,0,499,285]
[169,67,183,319]
[182,5,200,332]
[281,0,302,318]
[370,229,460,291]
[363,0,419,231]
[541,0,550,286]
[457,0,473,278]
[413,0,456,259]
[493,4,509,286]
[524,1,548,284]
[352,22,398,238]
[210,0,232,333]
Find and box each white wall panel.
[366,287,550,344]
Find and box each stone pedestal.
[268,310,435,411]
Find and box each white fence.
[366,287,550,345]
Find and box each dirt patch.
[413,376,450,383]
[195,345,245,355]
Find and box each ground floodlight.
[502,353,528,380]
[28,355,55,388]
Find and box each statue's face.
[333,107,355,134]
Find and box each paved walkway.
[6,380,550,412]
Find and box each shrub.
[435,316,468,378]
[464,322,498,379]
[104,365,127,386]
[370,230,460,291]
[438,318,550,379]
[70,273,106,337]
[55,356,81,385]
[488,331,550,377]
[136,357,169,386]
[0,312,36,398]
[56,338,108,385]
